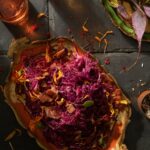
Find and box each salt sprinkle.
[141,63,144,68]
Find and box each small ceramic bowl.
[137,90,150,119]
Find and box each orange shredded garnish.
[95,30,113,43]
[28,91,36,99]
[82,95,89,100]
[101,30,113,41]
[35,72,49,80]
[37,12,47,18]
[103,39,108,54]
[97,31,103,36]
[94,36,101,43]
[82,18,89,33]
[94,36,101,47]
[82,25,89,32]
[57,98,65,105]
[53,49,65,58]
[45,44,51,63]
[32,91,40,98]
[53,69,63,84]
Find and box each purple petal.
[132,9,147,47]
[117,5,130,20]
[143,5,150,18]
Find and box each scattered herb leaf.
[36,122,44,129]
[83,100,94,108]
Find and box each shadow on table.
[0,55,11,85]
[124,106,144,150]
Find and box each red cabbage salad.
[12,45,127,149]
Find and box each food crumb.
[131,88,135,91]
[104,58,110,65]
[141,63,144,68]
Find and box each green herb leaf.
[83,100,94,108]
[36,122,44,129]
[98,136,104,146]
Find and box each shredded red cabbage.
[14,48,124,149]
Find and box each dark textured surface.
[0,0,49,52]
[0,0,150,150]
